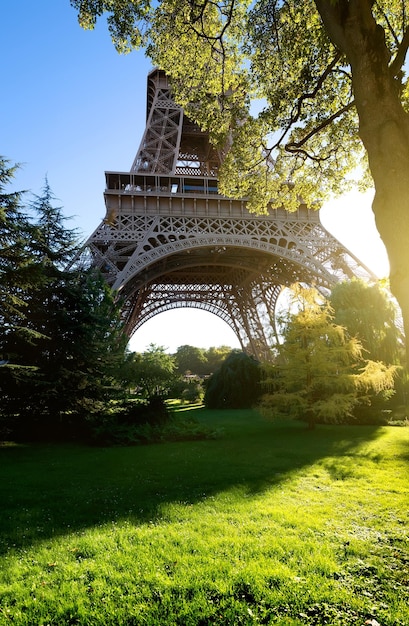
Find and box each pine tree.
[0,158,35,345]
[1,177,127,440]
[0,159,42,431]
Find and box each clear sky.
[2,1,389,354]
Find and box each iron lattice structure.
[85,69,375,360]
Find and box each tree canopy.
[174,344,208,376]
[174,344,233,376]
[125,344,176,398]
[71,0,409,358]
[329,278,403,364]
[204,350,261,408]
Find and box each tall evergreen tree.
[0,158,35,345]
[0,159,43,430]
[2,181,79,430]
[1,177,127,439]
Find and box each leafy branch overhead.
[70,0,407,211]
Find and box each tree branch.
[269,52,344,152]
[390,26,409,77]
[290,53,342,126]
[285,101,355,156]
[375,0,400,48]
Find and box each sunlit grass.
[0,410,408,625]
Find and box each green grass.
[0,409,408,625]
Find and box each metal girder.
[83,69,376,361]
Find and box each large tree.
[175,344,208,376]
[0,158,39,361]
[0,159,45,426]
[1,178,127,439]
[71,0,409,357]
[204,345,233,374]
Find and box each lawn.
[0,408,408,625]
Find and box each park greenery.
[0,409,408,625]
[1,158,261,444]
[70,0,409,361]
[259,285,397,429]
[1,159,408,623]
[1,157,408,444]
[204,351,262,409]
[0,160,127,441]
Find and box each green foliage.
[167,374,205,404]
[204,345,232,373]
[89,395,169,444]
[329,279,407,416]
[204,350,261,408]
[0,158,41,368]
[123,344,176,398]
[181,380,204,403]
[70,0,151,52]
[330,279,403,365]
[174,344,207,375]
[260,285,396,428]
[86,397,217,445]
[173,344,233,378]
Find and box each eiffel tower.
[85,68,375,360]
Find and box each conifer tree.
[260,285,395,428]
[0,159,42,429]
[1,176,127,439]
[0,159,34,343]
[2,181,79,431]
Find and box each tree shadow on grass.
[0,410,399,555]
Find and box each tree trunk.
[315,0,409,363]
[357,81,409,366]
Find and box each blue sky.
[2,1,151,237]
[2,1,389,352]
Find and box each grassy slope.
[0,409,408,625]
